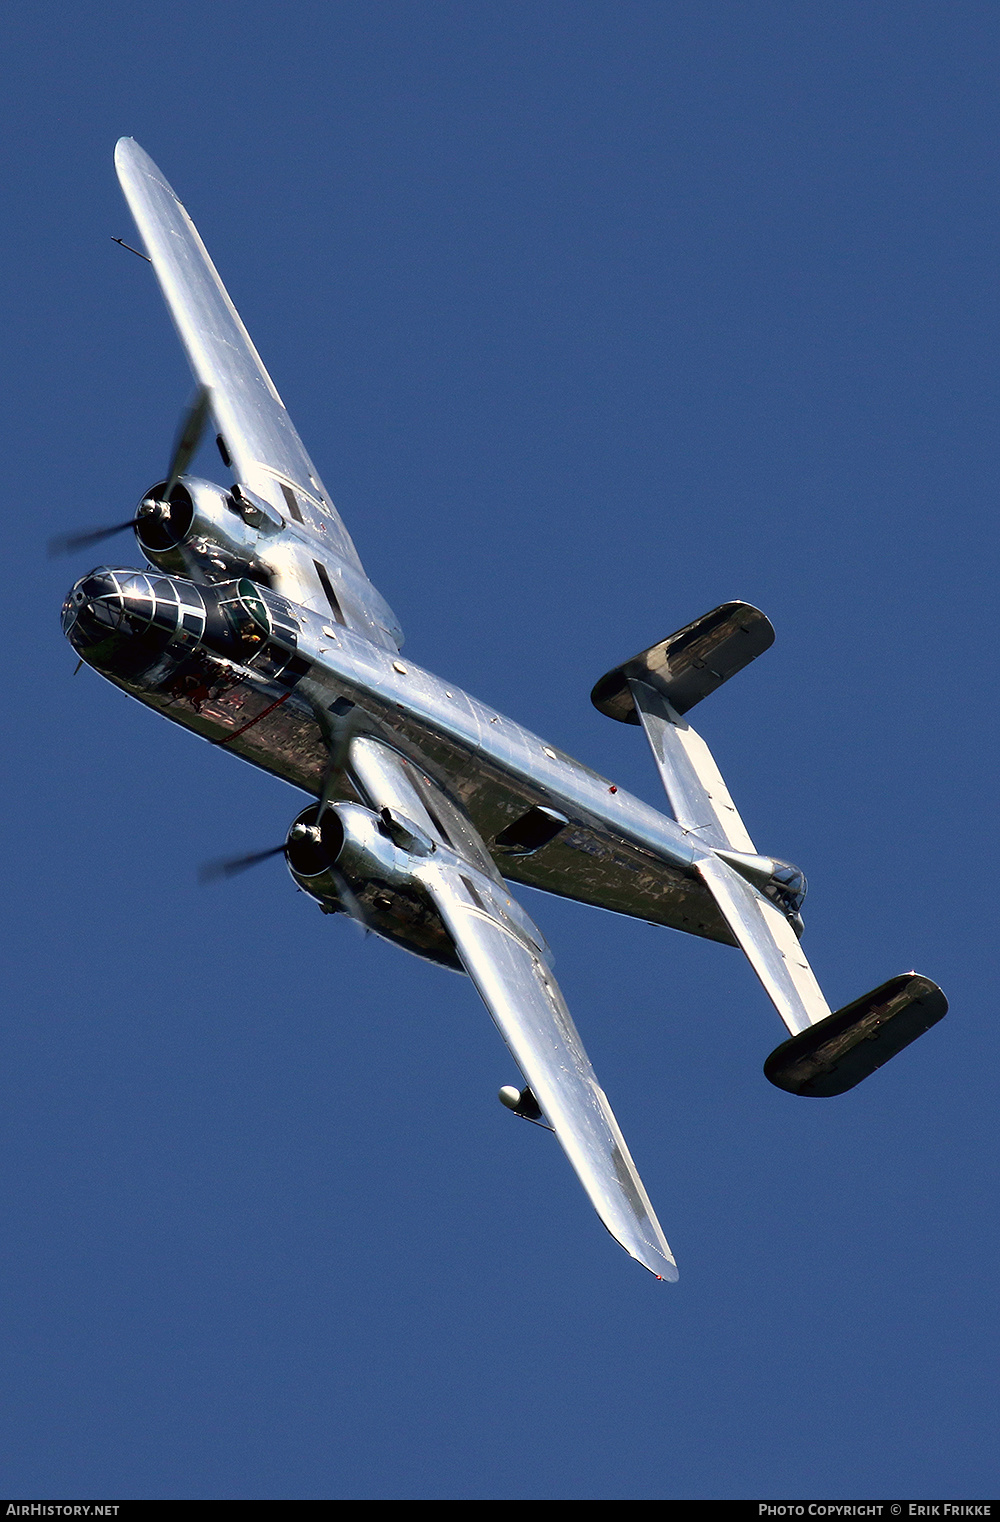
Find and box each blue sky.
[5,2,998,1500]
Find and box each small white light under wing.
[414,856,678,1280]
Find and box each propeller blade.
[201,814,371,939]
[198,842,286,884]
[329,866,372,936]
[51,387,212,561]
[163,384,212,501]
[312,702,362,825]
[48,518,138,557]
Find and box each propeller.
[198,841,287,884]
[49,384,213,558]
[326,865,373,935]
[199,805,373,935]
[162,384,211,501]
[312,700,363,825]
[198,814,328,885]
[200,717,377,936]
[49,516,147,558]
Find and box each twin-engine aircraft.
[59,140,947,1279]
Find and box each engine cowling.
[135,476,276,583]
[284,802,463,971]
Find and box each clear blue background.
[4,2,996,1500]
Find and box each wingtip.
[114,137,142,180]
[632,1243,678,1281]
[114,138,176,204]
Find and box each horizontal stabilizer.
[763,973,948,1097]
[595,609,948,1096]
[627,680,757,852]
[696,853,830,1034]
[591,602,774,725]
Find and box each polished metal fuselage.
[64,563,736,946]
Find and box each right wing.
[416,855,677,1279]
[346,735,677,1279]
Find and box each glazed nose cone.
[61,567,157,650]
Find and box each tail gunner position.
[59,140,947,1279]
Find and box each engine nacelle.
[285,803,462,971]
[133,475,404,647]
[135,476,276,583]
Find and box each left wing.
[347,736,677,1279]
[115,140,401,648]
[115,138,359,564]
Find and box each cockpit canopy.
[215,578,273,649]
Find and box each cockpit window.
[237,579,271,633]
[218,579,273,648]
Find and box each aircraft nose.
[62,567,156,645]
[61,568,207,679]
